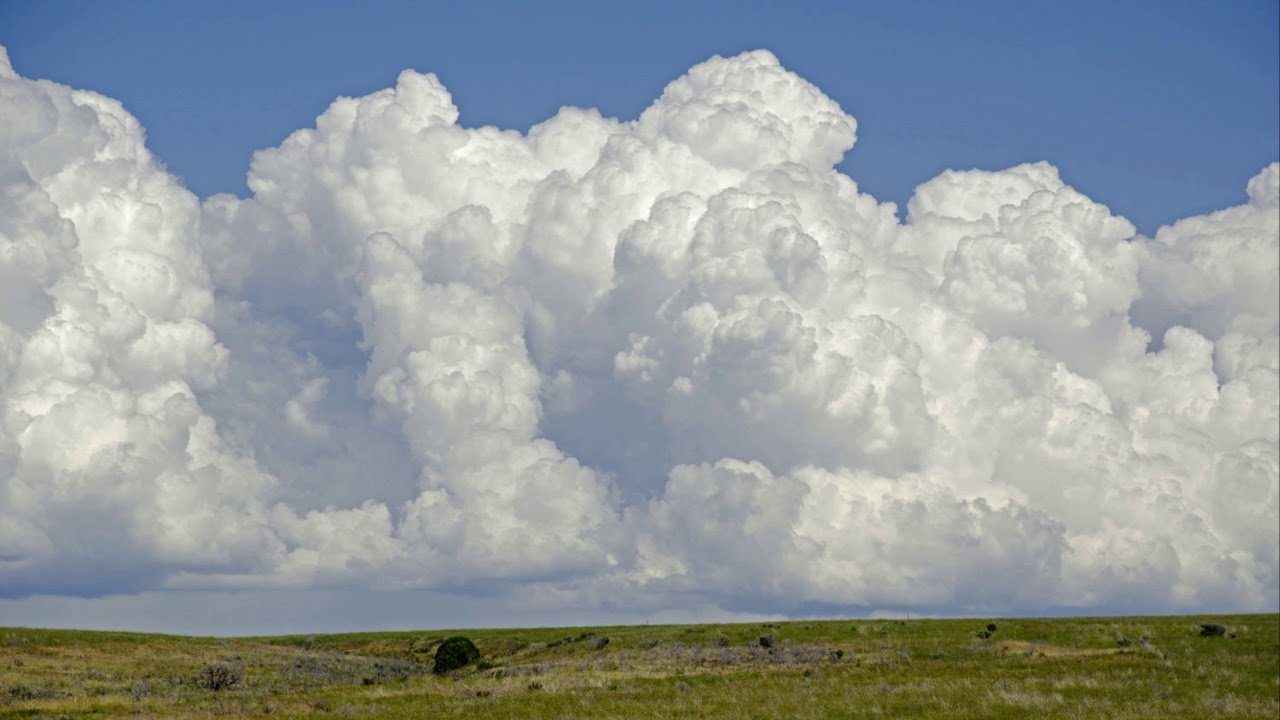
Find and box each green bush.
[1199,624,1227,638]
[433,636,481,674]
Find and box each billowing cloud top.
[1,46,1276,615]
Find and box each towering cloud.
[1,46,1276,615]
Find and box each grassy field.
[1,614,1276,718]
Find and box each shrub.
[758,634,776,649]
[593,636,610,650]
[129,680,149,702]
[986,623,997,633]
[194,661,242,691]
[975,630,992,640]
[433,636,482,674]
[1199,624,1227,638]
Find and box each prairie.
[1,614,1276,718]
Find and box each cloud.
[0,45,1276,616]
[0,53,283,594]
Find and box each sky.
[0,2,1277,635]
[2,1,1277,233]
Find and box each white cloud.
[0,45,1275,617]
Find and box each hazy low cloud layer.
[1,46,1276,616]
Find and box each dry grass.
[1,614,1276,718]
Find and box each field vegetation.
[1,614,1276,718]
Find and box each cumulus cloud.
[0,45,1275,616]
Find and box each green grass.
[1,614,1276,718]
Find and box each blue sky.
[2,0,1276,234]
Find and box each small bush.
[593,636,610,650]
[433,636,482,674]
[975,630,992,640]
[986,623,997,633]
[194,661,242,691]
[130,679,149,702]
[1199,624,1227,638]
[758,634,776,649]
